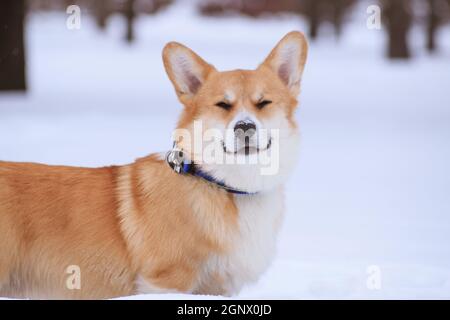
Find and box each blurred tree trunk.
[125,0,136,43]
[0,0,26,91]
[96,0,109,30]
[383,0,412,59]
[426,0,439,52]
[306,0,321,40]
[332,0,344,38]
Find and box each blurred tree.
[0,0,26,91]
[95,0,110,30]
[199,0,356,40]
[427,0,439,52]
[300,0,356,40]
[426,0,450,52]
[381,0,412,59]
[305,0,320,39]
[332,0,345,37]
[125,0,136,43]
[121,0,173,43]
[199,0,301,17]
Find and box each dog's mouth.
[222,138,272,155]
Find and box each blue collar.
[166,149,255,195]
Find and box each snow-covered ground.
[1,2,450,299]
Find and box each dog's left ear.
[163,42,216,105]
[259,31,308,97]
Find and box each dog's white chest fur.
[200,188,284,295]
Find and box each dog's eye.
[215,101,232,110]
[256,100,272,109]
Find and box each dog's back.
[0,157,240,298]
[0,161,135,299]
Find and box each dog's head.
[163,31,308,193]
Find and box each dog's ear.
[163,42,216,105]
[259,31,308,97]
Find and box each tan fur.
[0,157,238,298]
[0,162,135,298]
[116,155,238,293]
[0,31,307,299]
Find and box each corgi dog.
[0,31,308,299]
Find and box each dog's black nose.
[234,120,256,138]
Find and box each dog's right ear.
[163,42,216,105]
[259,31,308,97]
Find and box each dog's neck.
[165,148,257,195]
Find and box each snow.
[1,1,450,299]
